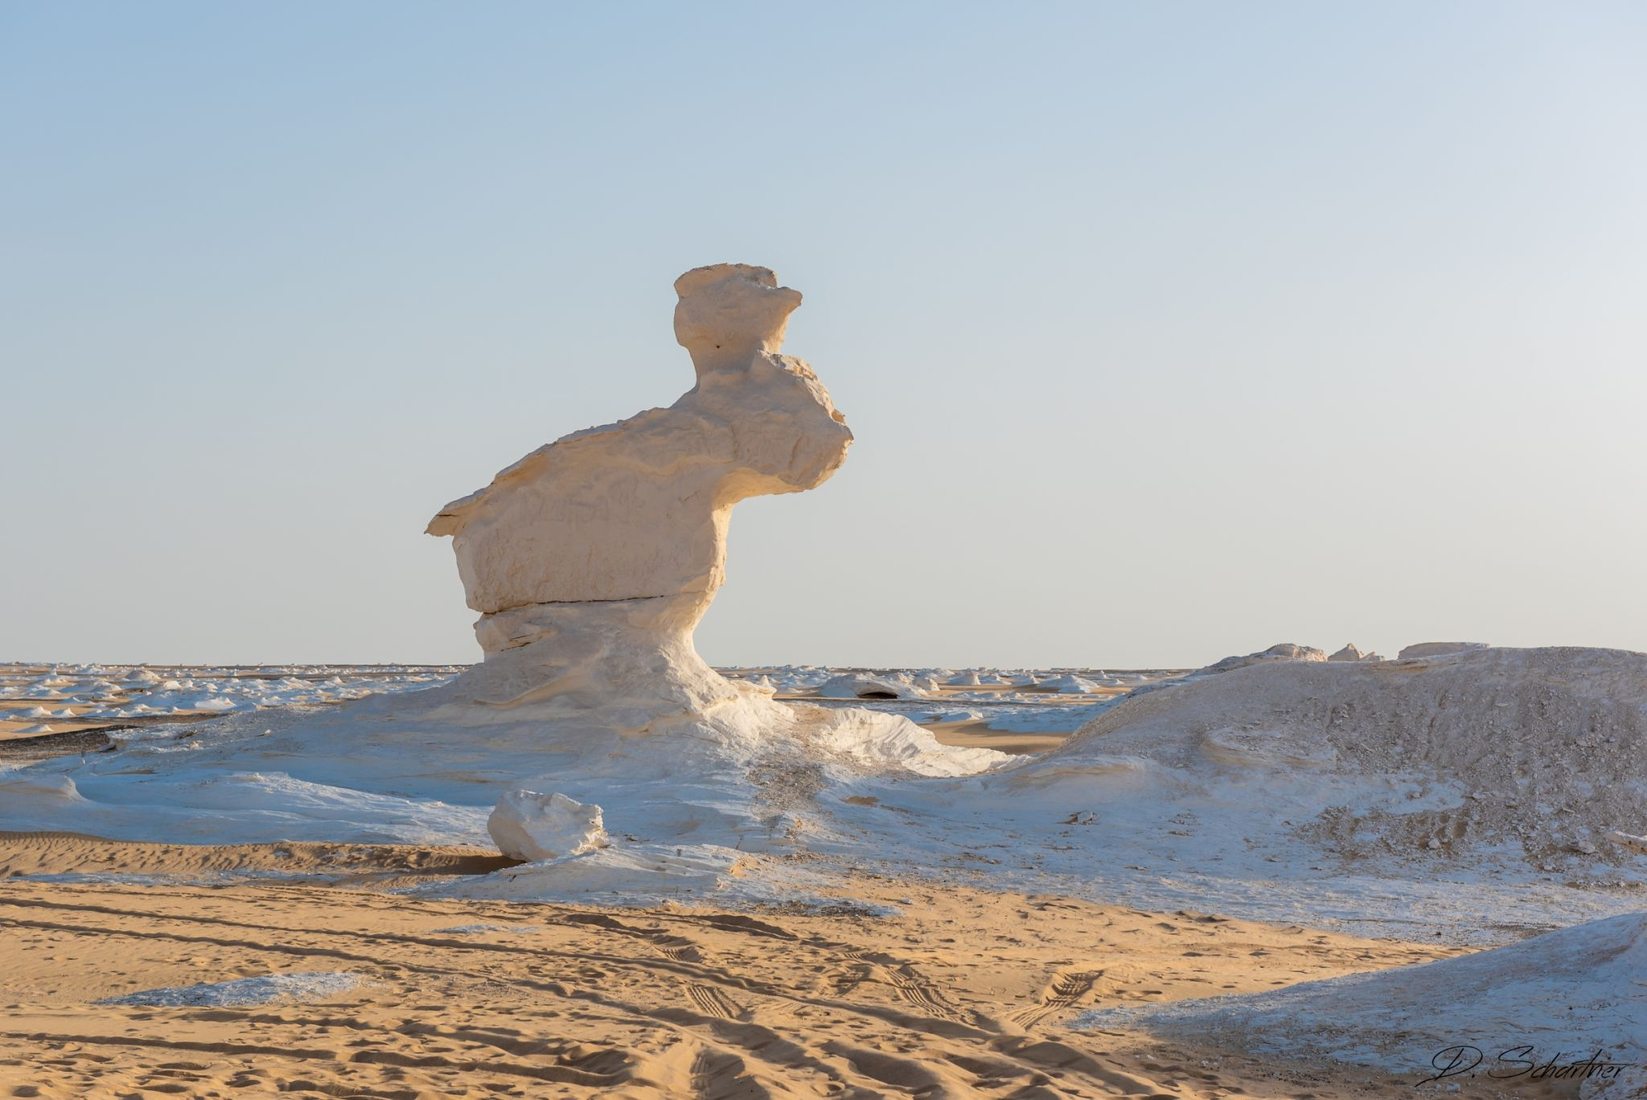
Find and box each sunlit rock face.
[426,264,855,712]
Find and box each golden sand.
[0,832,1483,1099]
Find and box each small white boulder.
[487,790,609,862]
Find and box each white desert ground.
[3,650,1646,1099]
[4,267,1645,1098]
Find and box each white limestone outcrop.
[424,263,863,714]
[415,263,1002,788]
[429,263,849,642]
[425,263,865,720]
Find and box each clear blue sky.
[3,2,1644,668]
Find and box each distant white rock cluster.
[0,664,458,734]
[1197,641,1396,676]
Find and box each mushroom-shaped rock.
[426,264,856,715]
[429,264,850,622]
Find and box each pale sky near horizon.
[3,2,1645,669]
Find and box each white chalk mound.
[488,790,608,862]
[1044,645,1647,869]
[815,672,926,700]
[1038,672,1103,694]
[1078,911,1647,1080]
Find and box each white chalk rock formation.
[488,790,608,862]
[414,261,1002,784]
[427,264,854,715]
